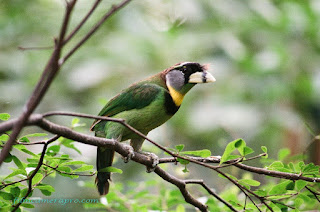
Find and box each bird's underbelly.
[105,99,174,141]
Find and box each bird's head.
[162,62,216,106]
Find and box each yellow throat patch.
[168,85,185,106]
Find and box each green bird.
[91,62,215,195]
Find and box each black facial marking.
[177,63,203,83]
[164,91,180,115]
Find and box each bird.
[91,62,215,195]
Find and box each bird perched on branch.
[91,62,215,195]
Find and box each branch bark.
[0,0,132,166]
[1,112,320,211]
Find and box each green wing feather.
[91,82,162,131]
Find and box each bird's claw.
[141,152,159,173]
[122,144,135,163]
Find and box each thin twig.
[12,135,60,211]
[18,46,53,51]
[154,167,208,212]
[43,164,96,176]
[305,186,320,202]
[63,0,102,44]
[0,0,76,166]
[185,180,238,211]
[60,0,132,64]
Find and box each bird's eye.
[181,66,187,73]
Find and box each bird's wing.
[91,83,163,131]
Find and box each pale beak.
[188,71,216,83]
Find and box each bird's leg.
[139,151,159,173]
[130,138,159,172]
[122,143,135,163]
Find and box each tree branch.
[2,112,319,211]
[154,167,208,212]
[60,0,132,64]
[12,135,60,211]
[63,0,102,45]
[184,179,237,212]
[0,0,77,166]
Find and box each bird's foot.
[140,152,159,173]
[122,144,135,163]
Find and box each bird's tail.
[96,147,115,195]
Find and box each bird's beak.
[188,71,216,83]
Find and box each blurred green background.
[1,0,320,211]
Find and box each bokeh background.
[1,0,320,211]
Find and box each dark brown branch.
[0,0,76,166]
[60,0,132,64]
[2,113,320,183]
[63,0,102,44]
[1,112,320,211]
[154,167,208,212]
[18,46,53,51]
[12,135,60,211]
[159,156,320,183]
[184,180,237,212]
[43,164,96,176]
[305,186,320,202]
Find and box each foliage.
[1,116,319,211]
[1,0,320,211]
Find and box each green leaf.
[297,193,311,203]
[177,158,189,165]
[181,149,211,157]
[175,144,184,152]
[278,148,290,161]
[182,166,189,173]
[242,146,254,156]
[21,203,35,208]
[302,163,319,174]
[61,139,81,154]
[18,133,48,143]
[24,133,48,137]
[46,145,60,155]
[31,173,43,186]
[4,169,27,179]
[4,153,13,163]
[62,160,85,166]
[71,118,80,127]
[71,118,86,128]
[98,166,123,174]
[20,188,32,198]
[217,173,238,181]
[0,191,14,200]
[56,166,72,173]
[19,137,30,143]
[254,189,268,197]
[234,139,244,148]
[13,145,36,156]
[0,134,9,142]
[268,161,284,169]
[36,184,55,192]
[220,139,240,164]
[295,180,308,191]
[10,187,20,197]
[12,156,25,170]
[176,204,185,212]
[238,179,261,187]
[0,113,10,121]
[261,146,267,153]
[269,180,292,195]
[294,197,303,208]
[286,181,295,190]
[73,165,94,172]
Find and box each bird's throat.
[167,85,184,106]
